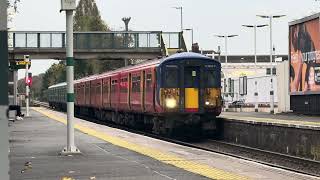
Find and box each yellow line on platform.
[32,107,248,180]
[220,115,320,128]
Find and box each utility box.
[277,61,290,113]
[61,0,76,11]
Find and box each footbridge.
[8,31,187,60]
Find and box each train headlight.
[165,98,177,109]
[205,101,210,105]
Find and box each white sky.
[13,0,320,79]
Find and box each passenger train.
[48,52,222,135]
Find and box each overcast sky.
[12,0,320,78]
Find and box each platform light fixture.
[257,14,285,114]
[242,24,268,113]
[214,34,238,64]
[214,34,238,112]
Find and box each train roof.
[159,52,219,64]
[48,82,67,89]
[74,52,219,83]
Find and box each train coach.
[48,52,222,135]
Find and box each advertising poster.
[289,18,320,95]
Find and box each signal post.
[24,55,30,117]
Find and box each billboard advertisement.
[289,18,320,95]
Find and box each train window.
[184,67,199,88]
[120,77,128,93]
[146,73,152,92]
[204,65,220,87]
[85,83,90,95]
[132,75,141,92]
[111,80,118,92]
[102,80,109,101]
[96,83,101,95]
[164,65,178,87]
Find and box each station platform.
[220,111,320,130]
[9,107,318,180]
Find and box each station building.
[203,53,289,108]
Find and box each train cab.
[157,52,222,116]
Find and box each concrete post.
[25,55,30,117]
[0,0,9,178]
[62,10,80,154]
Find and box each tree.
[7,0,20,22]
[40,61,66,99]
[74,0,109,32]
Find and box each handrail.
[9,31,163,34]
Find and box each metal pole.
[191,29,194,45]
[225,36,228,63]
[63,10,80,154]
[269,16,275,114]
[270,16,273,65]
[218,46,221,62]
[224,36,229,111]
[0,0,9,178]
[254,26,259,112]
[25,56,30,117]
[180,7,183,32]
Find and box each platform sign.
[289,17,320,95]
[9,60,31,70]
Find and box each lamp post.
[242,24,268,112]
[183,28,193,51]
[122,17,131,66]
[215,34,238,112]
[257,14,285,114]
[24,55,30,117]
[215,35,238,64]
[60,0,80,154]
[173,6,183,31]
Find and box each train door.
[128,73,131,110]
[184,66,200,112]
[142,70,145,111]
[144,69,154,112]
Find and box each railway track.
[33,101,320,177]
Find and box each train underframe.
[49,102,218,137]
[74,105,218,137]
